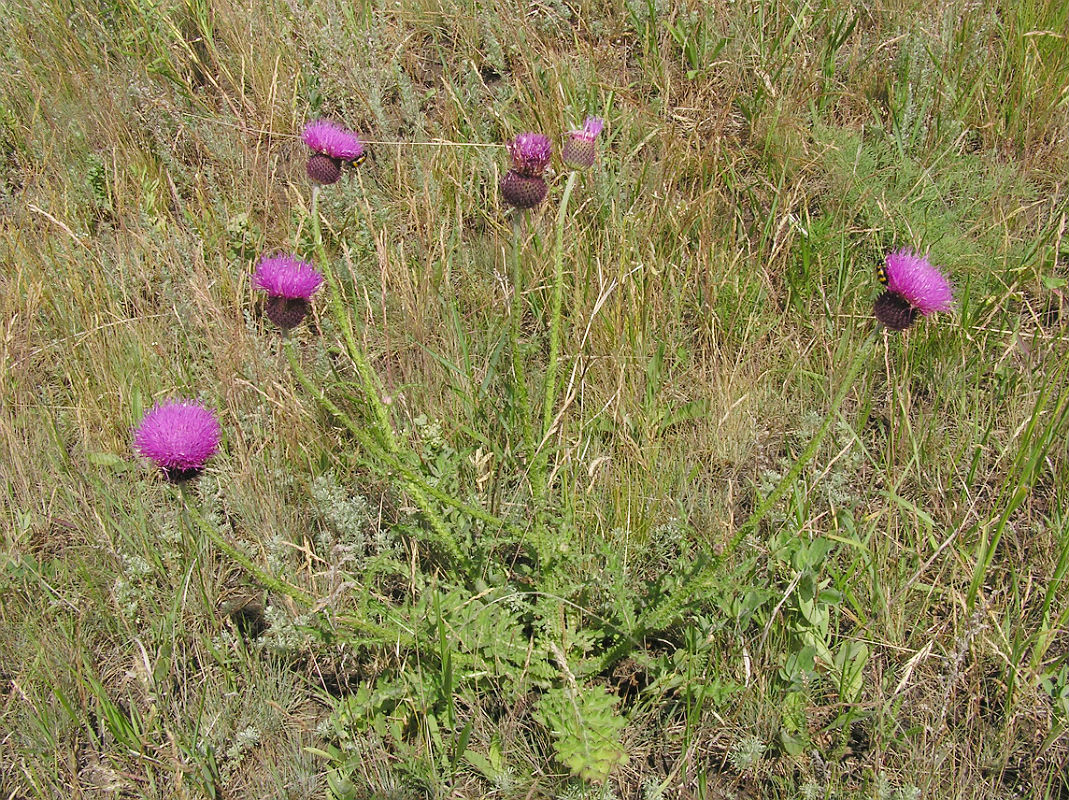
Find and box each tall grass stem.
[727,329,879,555]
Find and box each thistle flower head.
[500,171,548,209]
[507,133,552,177]
[134,400,221,482]
[884,250,954,315]
[501,132,551,209]
[253,255,324,330]
[302,120,364,161]
[573,116,605,140]
[562,116,604,169]
[254,255,324,299]
[302,120,364,184]
[874,249,954,331]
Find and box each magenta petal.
[884,249,954,316]
[254,255,324,300]
[507,132,552,176]
[302,120,364,161]
[134,400,221,474]
[571,116,604,140]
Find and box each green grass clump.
[2,0,1068,798]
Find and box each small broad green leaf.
[88,452,131,472]
[327,773,358,800]
[779,729,806,756]
[817,588,842,605]
[463,750,500,782]
[834,641,870,703]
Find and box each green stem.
[599,330,878,671]
[307,193,464,562]
[177,481,195,542]
[185,502,398,642]
[310,186,397,452]
[509,214,537,494]
[309,185,328,272]
[284,340,470,564]
[541,170,579,441]
[177,476,398,643]
[175,481,214,608]
[726,329,878,555]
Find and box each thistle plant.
[738,249,952,551]
[133,398,223,595]
[298,141,473,567]
[874,248,954,330]
[253,254,324,330]
[299,125,410,461]
[541,117,604,482]
[133,397,387,637]
[133,399,221,483]
[499,133,551,495]
[871,247,954,469]
[302,120,365,185]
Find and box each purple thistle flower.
[501,132,551,209]
[507,133,552,177]
[302,120,365,184]
[562,116,604,169]
[874,249,954,331]
[254,255,324,330]
[302,120,364,161]
[134,400,221,482]
[254,255,324,298]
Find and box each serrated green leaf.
[534,684,628,782]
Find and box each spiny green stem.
[307,192,461,562]
[541,170,579,443]
[509,214,536,495]
[181,488,397,642]
[725,329,878,556]
[310,186,397,452]
[187,481,403,646]
[175,481,213,607]
[193,509,313,605]
[177,481,195,543]
[599,331,878,670]
[285,340,474,564]
[309,185,328,272]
